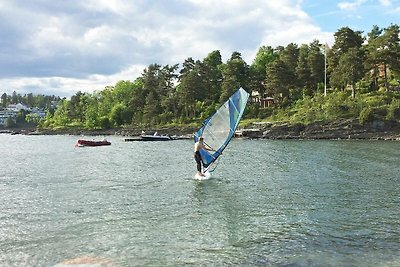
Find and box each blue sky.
[0,0,399,97]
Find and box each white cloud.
[0,0,333,96]
[378,0,392,6]
[0,64,145,97]
[338,0,367,10]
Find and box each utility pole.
[324,43,327,97]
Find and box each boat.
[139,134,173,141]
[124,131,174,141]
[124,134,191,142]
[76,139,111,147]
[194,87,249,173]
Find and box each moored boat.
[139,134,173,141]
[76,139,111,147]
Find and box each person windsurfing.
[194,136,213,176]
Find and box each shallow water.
[0,135,399,266]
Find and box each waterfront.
[0,135,399,266]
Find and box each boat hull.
[140,135,172,141]
[76,139,111,146]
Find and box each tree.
[279,43,299,77]
[110,103,131,126]
[51,99,70,127]
[26,93,34,107]
[202,50,223,102]
[220,52,249,102]
[295,44,312,93]
[1,93,7,107]
[5,117,15,128]
[265,59,294,105]
[365,24,400,91]
[328,27,364,92]
[143,90,161,124]
[68,91,85,123]
[178,67,202,117]
[308,41,325,92]
[142,63,163,96]
[339,48,365,98]
[11,91,18,104]
[84,95,100,129]
[328,27,364,77]
[250,46,277,97]
[25,113,41,125]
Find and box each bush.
[386,98,400,121]
[359,107,374,124]
[258,108,273,119]
[99,116,111,129]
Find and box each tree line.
[1,92,60,110]
[5,24,400,130]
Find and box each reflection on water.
[0,135,399,266]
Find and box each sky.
[0,0,399,97]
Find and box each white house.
[7,103,30,112]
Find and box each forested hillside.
[7,24,400,131]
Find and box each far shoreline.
[2,118,400,141]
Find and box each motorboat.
[76,139,111,147]
[139,134,173,141]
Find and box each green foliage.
[5,117,16,128]
[386,98,400,120]
[359,107,374,124]
[35,23,400,131]
[25,113,42,125]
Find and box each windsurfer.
[194,136,213,176]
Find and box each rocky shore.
[3,119,400,141]
[239,119,400,141]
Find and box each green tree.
[220,52,249,102]
[329,27,364,92]
[328,27,364,80]
[68,91,86,123]
[202,50,223,102]
[308,41,325,92]
[339,47,365,98]
[5,117,15,128]
[295,44,312,94]
[1,93,7,108]
[365,24,400,91]
[280,43,299,78]
[25,113,41,125]
[26,93,34,107]
[11,91,18,104]
[110,103,131,126]
[265,59,293,105]
[250,46,277,97]
[143,90,161,124]
[178,67,202,117]
[52,99,71,127]
[84,96,100,129]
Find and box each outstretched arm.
[203,143,215,152]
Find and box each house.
[0,109,17,126]
[0,103,45,126]
[7,103,30,112]
[251,91,274,108]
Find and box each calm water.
[0,135,399,267]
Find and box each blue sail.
[194,87,249,171]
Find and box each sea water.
[0,135,399,266]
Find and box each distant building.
[31,107,46,118]
[0,110,17,126]
[7,103,30,112]
[251,91,274,108]
[0,103,45,126]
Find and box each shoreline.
[240,119,400,141]
[2,119,400,141]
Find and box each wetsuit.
[194,151,203,172]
